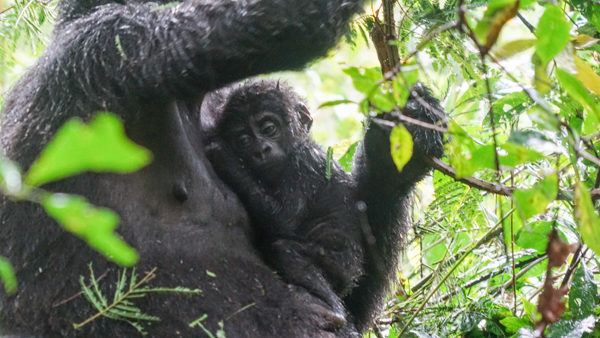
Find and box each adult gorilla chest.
[100,100,254,257]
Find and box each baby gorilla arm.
[347,84,446,330]
[205,141,302,232]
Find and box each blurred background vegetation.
[1,0,600,337]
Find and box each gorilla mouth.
[254,160,284,172]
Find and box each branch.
[427,157,513,196]
[427,157,600,201]
[370,0,400,73]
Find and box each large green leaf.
[535,5,572,66]
[42,193,138,266]
[573,182,600,257]
[26,112,152,187]
[516,221,553,253]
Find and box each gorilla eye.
[260,121,278,137]
[236,134,252,148]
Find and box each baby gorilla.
[205,80,364,327]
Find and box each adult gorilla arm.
[52,0,362,102]
[346,84,445,331]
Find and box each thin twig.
[52,270,110,308]
[560,245,585,289]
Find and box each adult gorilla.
[0,0,364,336]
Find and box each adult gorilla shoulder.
[0,0,364,336]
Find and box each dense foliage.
[1,0,600,337]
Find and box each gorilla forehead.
[219,80,304,128]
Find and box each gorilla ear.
[297,103,313,132]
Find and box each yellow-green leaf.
[390,124,414,172]
[574,56,600,97]
[556,68,600,135]
[532,53,552,94]
[492,39,536,60]
[572,34,600,49]
[574,182,600,257]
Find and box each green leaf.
[0,257,17,294]
[446,122,484,178]
[325,147,333,180]
[535,5,572,66]
[369,89,396,112]
[391,65,419,108]
[423,234,447,265]
[500,316,531,334]
[556,68,600,135]
[485,142,544,168]
[569,265,599,319]
[343,67,383,94]
[42,193,139,266]
[338,142,358,173]
[318,99,355,108]
[513,175,558,221]
[574,182,600,257]
[447,126,543,177]
[492,91,529,120]
[389,124,413,172]
[26,112,152,187]
[516,221,553,253]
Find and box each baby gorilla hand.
[379,83,446,159]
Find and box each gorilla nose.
[253,145,272,161]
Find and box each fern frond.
[74,265,201,335]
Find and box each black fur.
[0,0,365,336]
[347,83,446,330]
[206,81,446,333]
[205,81,365,332]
